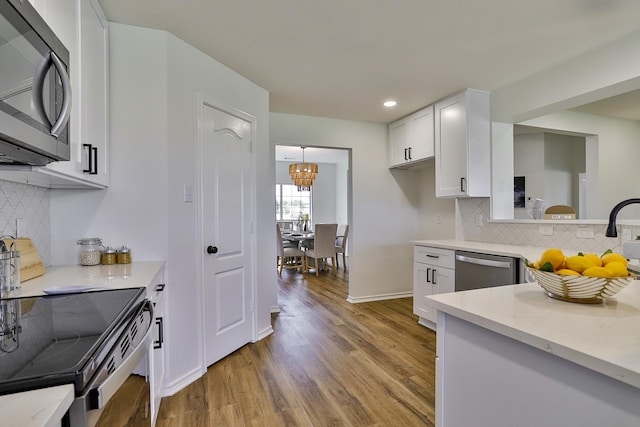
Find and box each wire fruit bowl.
[526,267,636,304]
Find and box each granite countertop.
[427,281,640,389]
[1,261,165,426]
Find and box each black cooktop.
[0,287,144,396]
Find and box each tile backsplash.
[0,180,50,266]
[456,198,626,255]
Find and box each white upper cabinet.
[6,0,109,188]
[388,105,434,168]
[435,89,490,198]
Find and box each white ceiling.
[98,0,640,124]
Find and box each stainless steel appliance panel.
[455,250,519,291]
[0,0,71,165]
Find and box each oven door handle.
[87,299,154,410]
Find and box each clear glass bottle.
[77,238,103,266]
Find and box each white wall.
[271,113,420,301]
[50,23,273,397]
[414,161,456,239]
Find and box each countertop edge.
[427,284,640,389]
[0,384,74,427]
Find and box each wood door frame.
[194,93,258,374]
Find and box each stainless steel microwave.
[0,0,71,166]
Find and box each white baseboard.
[161,365,205,397]
[346,291,412,304]
[256,325,274,341]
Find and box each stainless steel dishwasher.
[455,250,520,291]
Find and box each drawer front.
[414,245,455,269]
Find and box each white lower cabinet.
[413,245,455,329]
[132,269,166,426]
[149,279,166,427]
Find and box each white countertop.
[17,261,165,297]
[0,385,74,427]
[411,239,566,262]
[1,261,165,426]
[427,281,640,389]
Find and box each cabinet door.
[432,266,455,295]
[406,105,434,161]
[389,119,409,167]
[435,91,468,197]
[150,282,166,426]
[79,0,109,186]
[37,0,109,188]
[413,261,435,322]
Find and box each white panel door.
[201,102,254,367]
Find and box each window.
[276,184,311,221]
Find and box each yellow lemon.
[601,253,628,267]
[583,253,602,267]
[556,268,581,276]
[604,261,628,278]
[565,255,595,274]
[582,266,612,278]
[539,248,565,271]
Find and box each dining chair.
[304,223,338,277]
[335,224,349,269]
[276,224,305,274]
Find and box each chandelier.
[289,147,318,191]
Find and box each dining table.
[282,232,315,249]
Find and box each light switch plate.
[183,185,194,203]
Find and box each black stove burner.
[0,287,144,396]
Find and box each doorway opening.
[275,145,351,276]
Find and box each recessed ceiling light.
[383,100,397,108]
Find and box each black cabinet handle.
[432,269,437,285]
[156,283,166,292]
[426,267,431,283]
[408,146,412,160]
[82,144,98,174]
[207,246,218,254]
[404,148,408,161]
[460,177,466,193]
[154,317,164,349]
[90,146,98,174]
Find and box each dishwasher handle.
[455,254,512,269]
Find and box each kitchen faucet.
[605,198,640,237]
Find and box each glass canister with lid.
[77,238,103,266]
[117,246,132,264]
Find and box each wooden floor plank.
[97,264,436,426]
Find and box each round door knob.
[206,246,218,254]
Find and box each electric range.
[0,287,153,426]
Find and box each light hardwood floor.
[97,264,437,426]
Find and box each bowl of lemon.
[526,248,636,303]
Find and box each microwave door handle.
[49,51,72,137]
[32,53,53,130]
[32,52,72,137]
